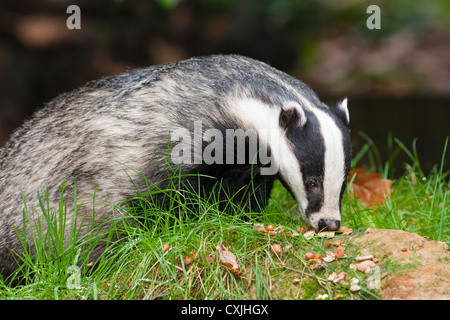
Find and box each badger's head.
[226,95,351,232]
[276,98,351,232]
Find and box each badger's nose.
[318,219,340,232]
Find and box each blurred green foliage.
[150,0,449,69]
[153,0,449,32]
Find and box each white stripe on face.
[225,96,308,214]
[225,95,346,231]
[307,107,345,229]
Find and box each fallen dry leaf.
[328,271,347,286]
[216,245,242,276]
[305,252,323,261]
[335,246,346,258]
[183,250,215,267]
[183,256,195,266]
[323,251,336,263]
[163,243,170,252]
[312,261,326,270]
[337,271,347,280]
[253,223,266,232]
[252,223,284,236]
[317,231,335,239]
[305,252,315,260]
[204,255,215,264]
[284,244,292,252]
[348,168,393,208]
[292,277,301,284]
[303,230,316,239]
[274,225,284,234]
[337,226,353,235]
[271,243,282,255]
[327,272,338,281]
[350,260,376,273]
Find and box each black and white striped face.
[226,95,351,232]
[279,98,351,231]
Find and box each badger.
[0,55,351,276]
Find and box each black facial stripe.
[284,110,325,217]
[305,182,324,215]
[338,179,347,213]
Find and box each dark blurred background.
[0,0,449,176]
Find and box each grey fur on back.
[0,55,324,275]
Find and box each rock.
[355,260,376,273]
[350,284,361,292]
[352,229,449,300]
[356,255,374,262]
[269,228,448,300]
[327,273,338,281]
[382,264,449,300]
[323,252,336,263]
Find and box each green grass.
[345,134,449,243]
[0,136,448,300]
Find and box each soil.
[352,229,449,300]
[270,228,449,300]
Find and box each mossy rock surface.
[267,229,449,300]
[352,229,449,299]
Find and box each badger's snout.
[318,219,340,232]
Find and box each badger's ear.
[333,98,350,126]
[279,104,307,131]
